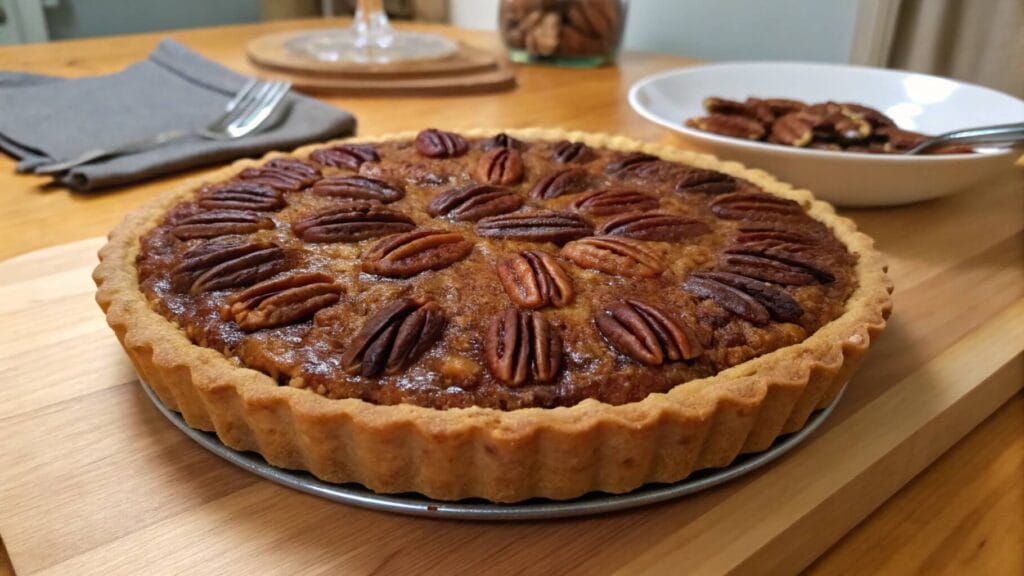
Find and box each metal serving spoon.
[905,122,1024,155]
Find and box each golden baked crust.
[95,128,892,502]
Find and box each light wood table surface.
[0,19,1021,576]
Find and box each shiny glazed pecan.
[292,203,416,243]
[840,102,895,127]
[688,271,802,323]
[220,272,342,330]
[769,113,814,147]
[604,152,688,181]
[683,274,769,325]
[719,253,817,286]
[415,128,469,158]
[197,182,285,211]
[310,175,405,203]
[528,167,589,199]
[726,99,777,126]
[804,101,843,118]
[496,250,574,309]
[237,158,321,191]
[724,244,835,283]
[733,97,804,125]
[309,144,379,170]
[361,229,473,278]
[733,228,817,247]
[599,211,709,242]
[686,114,765,140]
[484,308,562,386]
[798,107,871,143]
[342,297,446,377]
[822,111,872,143]
[674,168,737,194]
[604,152,658,176]
[560,236,664,278]
[171,210,274,240]
[595,299,701,365]
[727,235,817,256]
[611,155,687,181]
[475,148,525,185]
[172,238,286,294]
[709,192,805,220]
[753,97,807,117]
[551,140,594,163]
[570,188,659,216]
[476,210,593,244]
[704,97,755,117]
[427,184,523,222]
[738,220,827,237]
[481,132,525,151]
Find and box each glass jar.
[499,0,628,67]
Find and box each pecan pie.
[95,128,892,502]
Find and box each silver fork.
[904,122,1024,155]
[34,79,292,174]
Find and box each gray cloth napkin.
[0,40,356,191]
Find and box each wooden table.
[0,19,1021,576]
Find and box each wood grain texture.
[804,392,1024,576]
[0,19,1022,576]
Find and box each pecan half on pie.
[95,128,892,502]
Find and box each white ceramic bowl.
[628,62,1024,207]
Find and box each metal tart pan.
[141,378,845,521]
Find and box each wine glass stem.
[354,0,393,48]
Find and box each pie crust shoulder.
[94,128,892,502]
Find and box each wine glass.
[285,0,458,64]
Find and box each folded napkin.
[0,40,356,191]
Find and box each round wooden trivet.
[246,31,517,95]
[247,30,493,77]
[248,58,517,96]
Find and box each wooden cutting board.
[0,198,1021,575]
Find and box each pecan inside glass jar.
[499,0,627,66]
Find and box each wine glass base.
[285,28,459,64]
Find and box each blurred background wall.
[453,0,861,63]
[44,0,262,39]
[1,0,1020,96]
[12,0,861,64]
